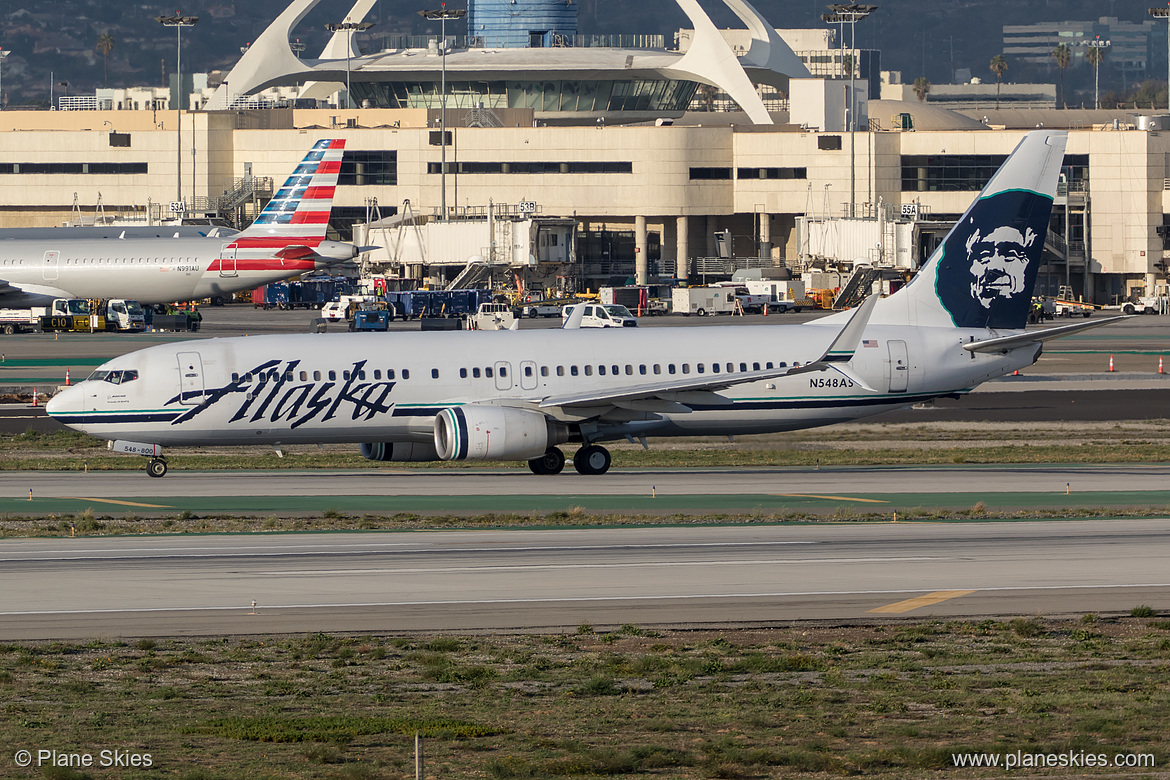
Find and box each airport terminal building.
[0,0,1166,304]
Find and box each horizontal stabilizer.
[963,315,1127,353]
[275,245,316,261]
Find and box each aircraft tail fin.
[877,130,1067,330]
[235,139,345,241]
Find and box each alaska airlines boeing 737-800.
[0,139,357,307]
[48,131,1122,477]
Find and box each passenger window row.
[454,361,785,380]
[228,360,790,387]
[231,368,412,384]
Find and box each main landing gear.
[146,457,168,478]
[526,445,613,475]
[572,444,611,475]
[528,447,566,475]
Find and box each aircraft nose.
[45,385,83,417]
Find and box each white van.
[321,301,347,322]
[561,303,638,328]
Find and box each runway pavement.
[2,519,1167,639]
[2,464,1169,516]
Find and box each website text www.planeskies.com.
[952,750,1155,771]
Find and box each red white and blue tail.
[220,139,352,271]
[238,139,344,240]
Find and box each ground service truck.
[671,287,737,316]
[0,298,144,334]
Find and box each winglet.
[821,294,880,363]
[562,304,586,330]
[787,294,879,379]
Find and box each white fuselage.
[0,235,343,306]
[47,323,1038,448]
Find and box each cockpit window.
[87,369,138,384]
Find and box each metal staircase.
[833,266,880,309]
[446,262,493,290]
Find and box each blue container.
[467,0,578,48]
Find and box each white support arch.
[210,0,811,124]
[300,0,379,101]
[667,0,785,124]
[206,0,323,109]
[723,0,811,89]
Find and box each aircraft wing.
[963,315,1127,354]
[0,278,75,307]
[539,295,879,411]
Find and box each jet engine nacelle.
[360,441,440,462]
[434,406,567,462]
[315,241,361,261]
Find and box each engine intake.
[434,406,567,461]
[360,441,440,462]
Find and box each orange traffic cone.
[65,368,71,385]
[31,387,37,407]
[1108,355,1115,372]
[1160,356,1165,375]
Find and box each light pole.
[325,20,375,109]
[0,49,7,110]
[822,4,876,219]
[419,5,466,220]
[155,13,199,206]
[1085,36,1110,109]
[1149,5,1170,109]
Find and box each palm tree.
[696,84,719,112]
[1051,44,1071,108]
[97,32,115,87]
[912,77,931,102]
[1086,44,1107,109]
[989,54,1008,110]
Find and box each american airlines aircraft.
[0,139,358,307]
[48,131,1120,478]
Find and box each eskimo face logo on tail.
[967,225,1036,308]
[936,189,1053,330]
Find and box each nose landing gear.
[146,458,168,478]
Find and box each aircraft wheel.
[146,458,168,478]
[528,447,566,475]
[573,445,611,476]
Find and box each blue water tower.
[467,0,578,48]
